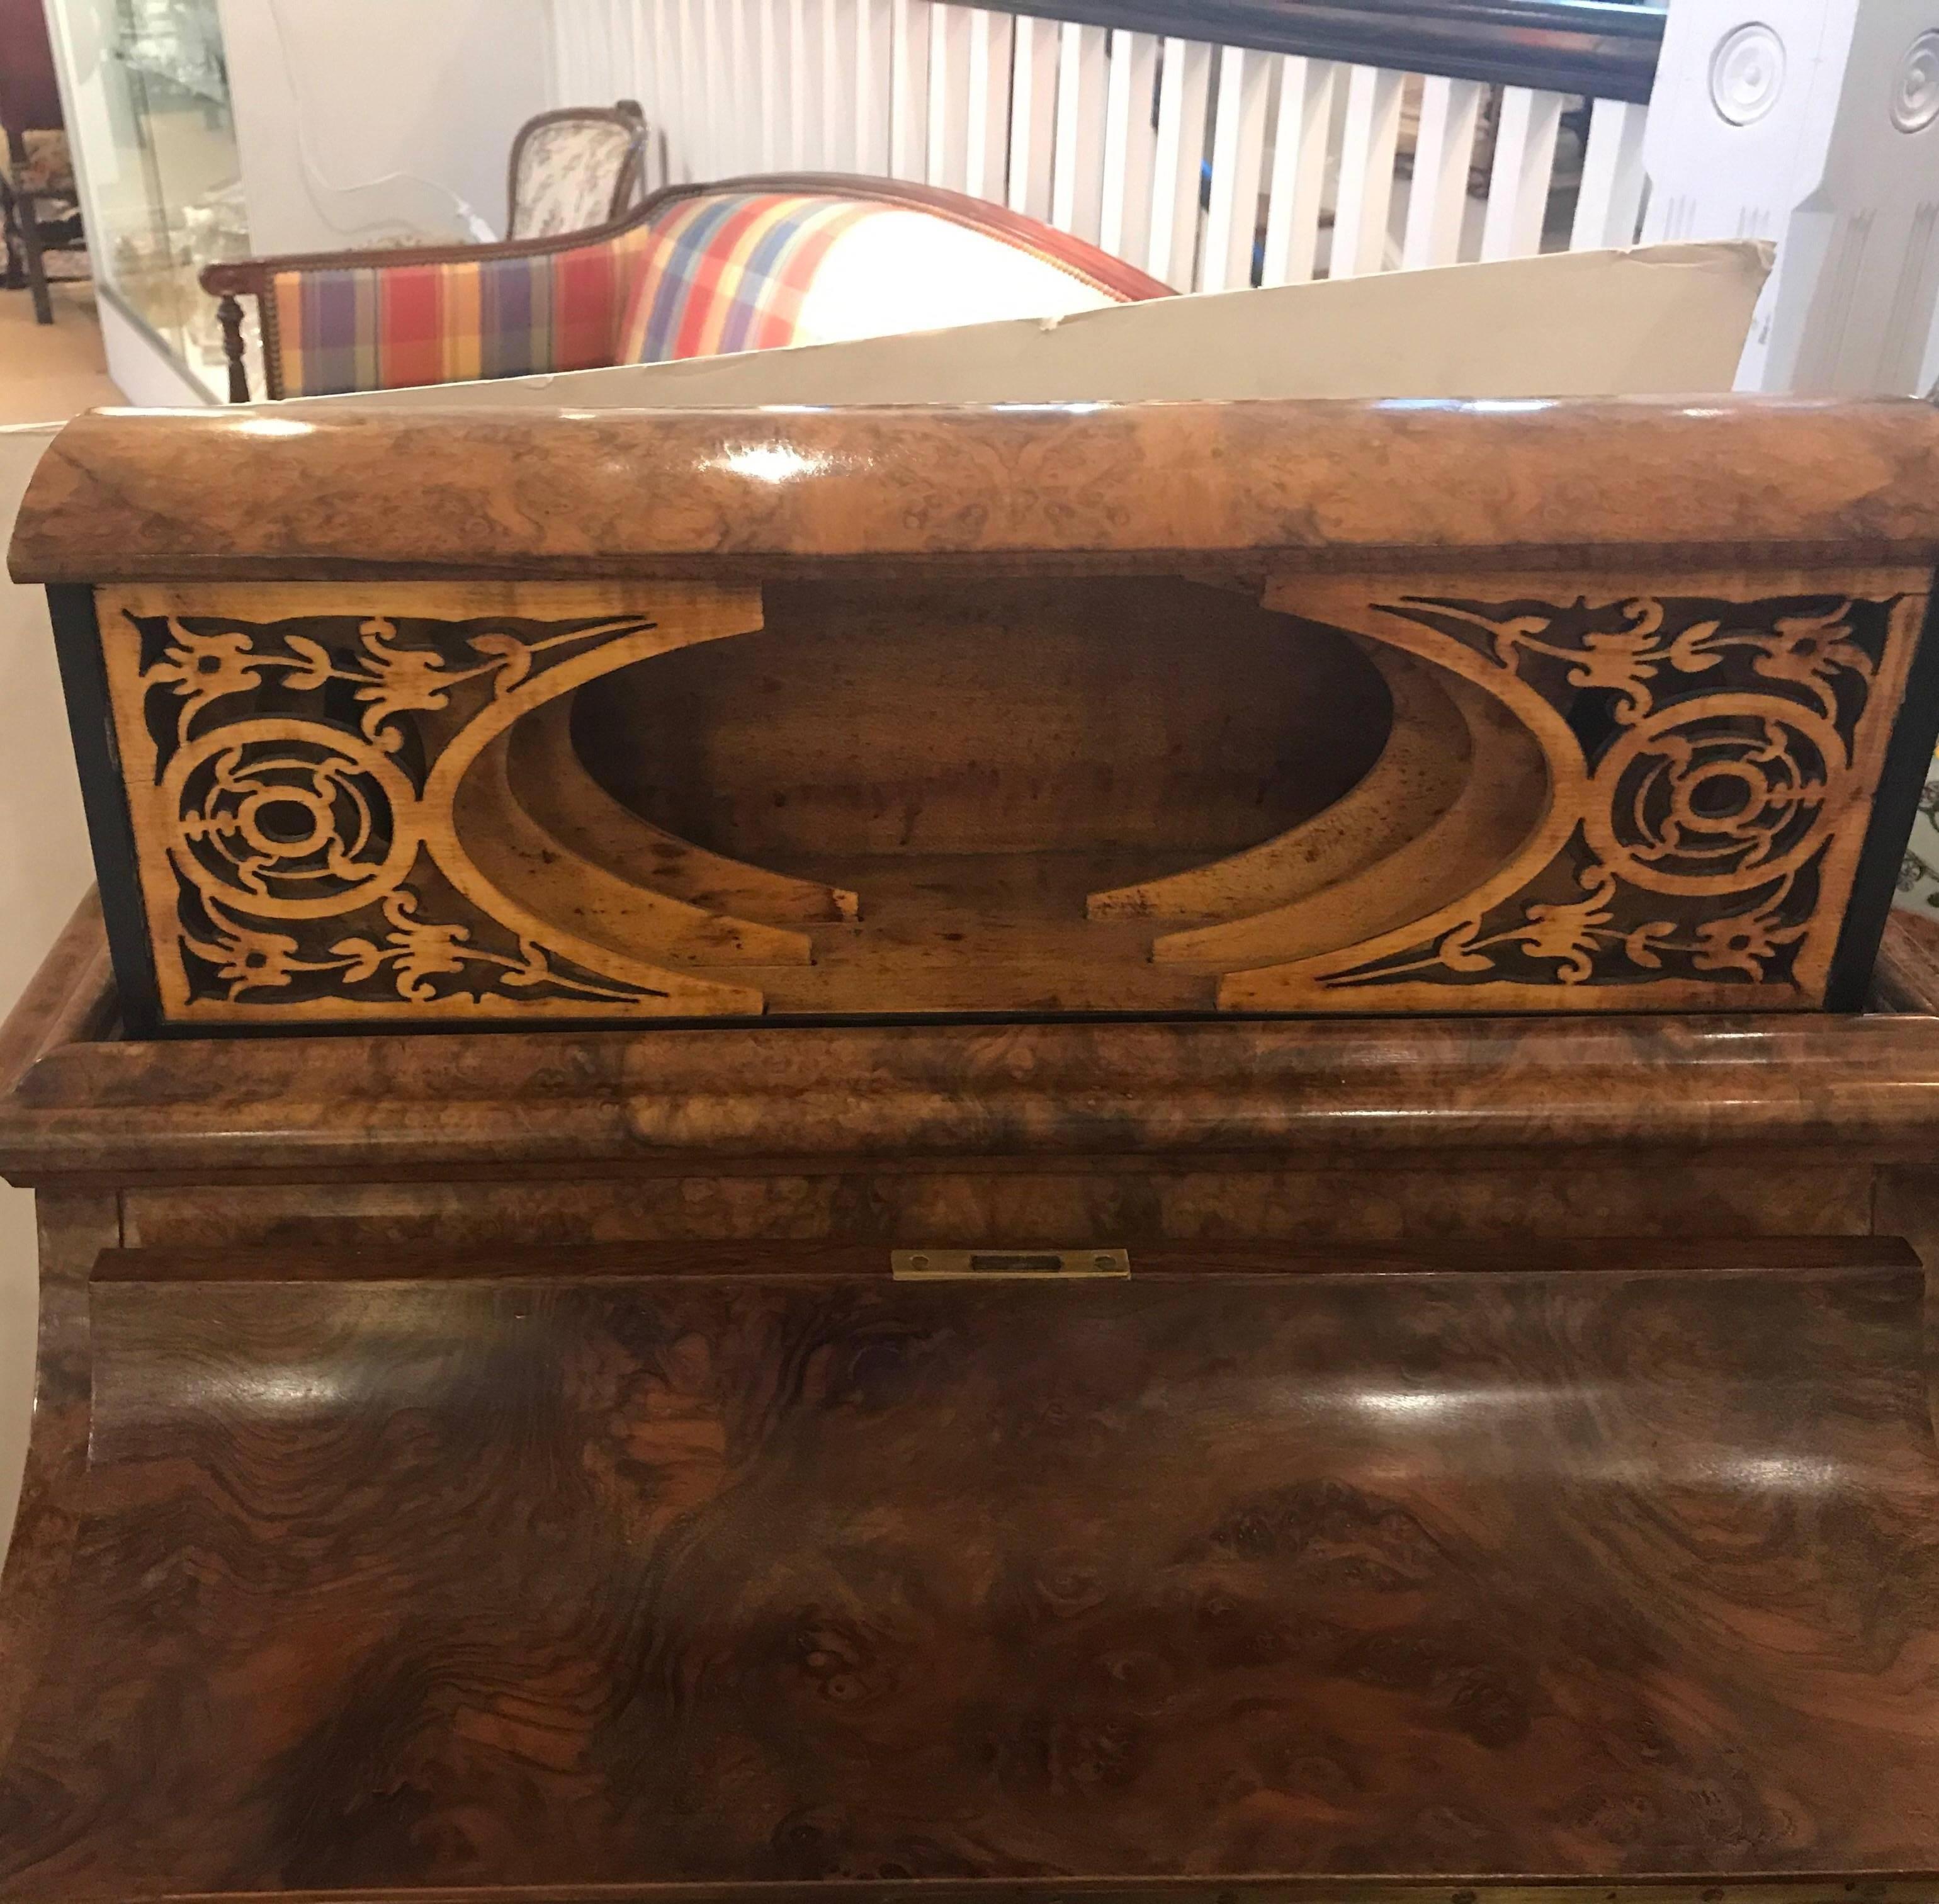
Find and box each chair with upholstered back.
[1,110,86,326]
[507,101,647,239]
[197,100,647,398]
[200,174,1172,402]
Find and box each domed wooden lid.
[13,395,1939,584]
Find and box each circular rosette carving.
[161,719,418,918]
[1586,701,1840,895]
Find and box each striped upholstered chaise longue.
[199,173,1171,401]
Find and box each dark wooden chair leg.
[17,187,52,324]
[1,178,23,291]
[215,293,251,402]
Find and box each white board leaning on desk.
[291,239,1773,411]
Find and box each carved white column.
[1642,0,1939,394]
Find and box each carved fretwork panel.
[95,583,769,1026]
[82,569,1933,1029]
[1230,571,1932,1012]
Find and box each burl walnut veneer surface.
[13,398,1939,582]
[3,1244,1939,1898]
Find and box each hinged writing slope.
[7,902,1939,1900]
[13,399,1939,1028]
[2,1239,1937,1898]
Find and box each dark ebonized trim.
[45,584,162,1040]
[1828,581,1939,1013]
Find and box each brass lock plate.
[891,1247,1130,1281]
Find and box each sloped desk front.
[3,905,1939,1899]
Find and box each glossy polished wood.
[13,1008,1939,1184]
[3,1240,1936,1896]
[4,910,1939,1899]
[1877,908,1939,1014]
[14,399,1939,584]
[25,402,1939,1028]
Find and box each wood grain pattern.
[15,400,1939,585]
[113,1162,1883,1254]
[13,1007,1939,1186]
[1877,907,1939,1014]
[3,910,1939,1900]
[0,1190,117,1773]
[1084,645,1473,925]
[509,698,859,924]
[1145,668,1546,965]
[3,1245,1937,1895]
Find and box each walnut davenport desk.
[6,400,1939,1901]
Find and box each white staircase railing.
[545,0,1939,395]
[549,0,1661,292]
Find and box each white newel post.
[1642,0,1939,394]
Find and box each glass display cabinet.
[43,0,252,398]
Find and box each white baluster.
[1481,85,1565,261]
[1570,95,1648,252]
[754,0,780,172]
[856,0,893,176]
[611,0,635,115]
[636,0,658,184]
[788,0,814,167]
[572,0,598,101]
[1008,13,1059,218]
[650,0,671,175]
[596,2,615,104]
[682,0,713,177]
[1259,55,1337,286]
[927,3,970,189]
[550,0,583,107]
[890,0,931,181]
[1051,21,1108,241]
[1331,64,1405,278]
[1100,28,1160,263]
[701,0,729,174]
[725,0,753,175]
[964,8,1014,203]
[823,0,854,171]
[1203,42,1270,290]
[1148,35,1211,287]
[1401,74,1484,270]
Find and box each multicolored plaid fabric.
[614,193,879,363]
[264,187,1101,397]
[268,222,657,399]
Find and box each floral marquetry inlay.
[84,567,1932,1028]
[1235,575,1931,1012]
[94,582,768,1024]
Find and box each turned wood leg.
[214,293,250,402]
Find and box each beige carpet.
[0,278,122,423]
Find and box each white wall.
[0,426,94,1558]
[216,0,558,251]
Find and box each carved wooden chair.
[0,117,86,327]
[506,99,647,238]
[200,173,1171,401]
[198,99,648,395]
